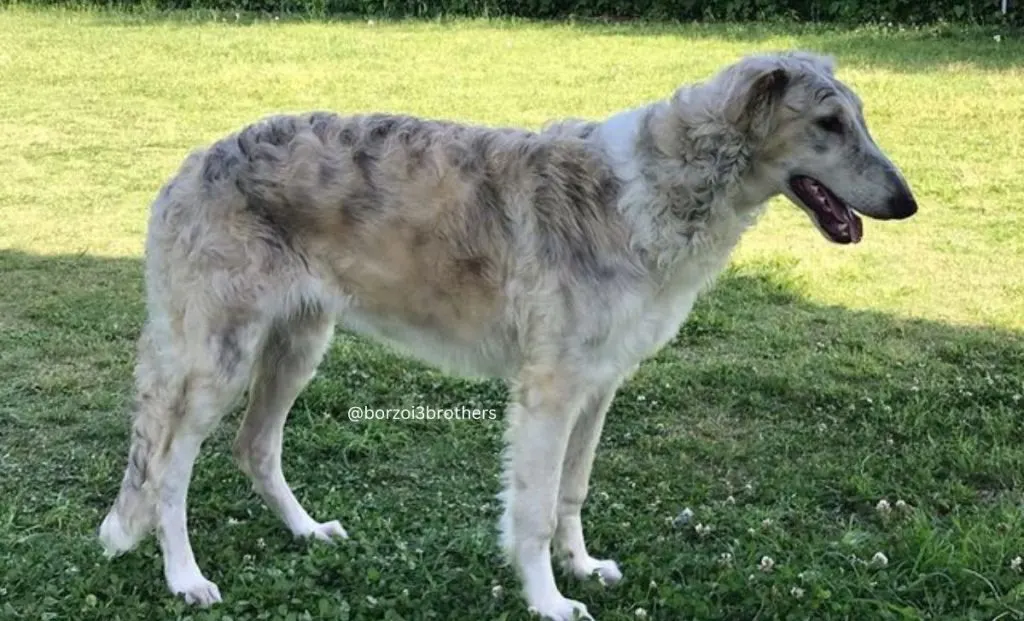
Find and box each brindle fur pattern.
[99,51,917,620]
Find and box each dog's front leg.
[500,370,592,621]
[554,377,625,585]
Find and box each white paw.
[571,557,623,585]
[528,596,592,620]
[98,512,136,558]
[296,519,348,543]
[170,575,222,607]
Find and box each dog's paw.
[98,510,151,561]
[170,576,222,607]
[296,519,348,543]
[571,557,623,586]
[98,511,145,558]
[528,596,593,621]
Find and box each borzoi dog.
[99,51,917,620]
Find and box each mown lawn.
[1,7,1023,621]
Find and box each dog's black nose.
[886,190,918,219]
[883,168,918,219]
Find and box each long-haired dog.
[99,51,916,620]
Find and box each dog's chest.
[607,292,696,366]
[588,231,742,379]
[588,271,708,378]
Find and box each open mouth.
[788,176,863,244]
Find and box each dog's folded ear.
[724,62,790,132]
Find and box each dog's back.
[145,111,641,369]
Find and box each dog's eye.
[816,115,844,134]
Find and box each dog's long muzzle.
[851,164,918,221]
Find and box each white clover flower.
[634,608,648,618]
[871,552,889,567]
[790,586,805,599]
[759,556,775,572]
[876,499,892,516]
[1011,556,1022,573]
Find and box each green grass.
[2,7,1023,621]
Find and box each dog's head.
[717,51,917,243]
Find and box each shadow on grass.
[36,5,1024,73]
[2,248,1024,619]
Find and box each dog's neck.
[597,98,772,278]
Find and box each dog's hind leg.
[101,301,265,606]
[233,310,347,542]
[159,315,266,606]
[554,377,625,586]
[155,315,266,606]
[499,368,592,621]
